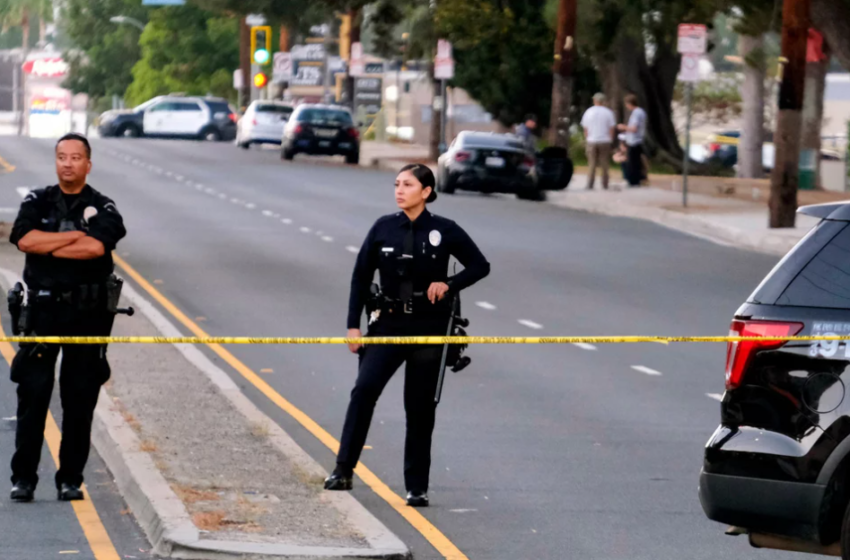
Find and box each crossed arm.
[17,230,106,260]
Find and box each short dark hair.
[624,94,639,108]
[56,133,91,159]
[525,114,537,122]
[398,163,437,203]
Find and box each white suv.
[236,101,294,149]
[98,96,238,141]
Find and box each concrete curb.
[0,269,410,560]
[546,194,804,257]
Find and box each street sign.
[677,24,707,55]
[273,52,292,81]
[350,42,364,77]
[246,13,266,26]
[233,69,243,89]
[679,53,701,82]
[354,77,382,125]
[435,39,454,80]
[291,44,325,61]
[364,62,385,75]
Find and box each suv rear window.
[258,104,292,116]
[775,223,850,308]
[206,101,233,114]
[298,109,353,126]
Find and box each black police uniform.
[336,209,490,495]
[9,184,126,492]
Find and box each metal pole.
[683,82,693,208]
[322,21,331,103]
[439,79,447,154]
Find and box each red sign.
[23,58,69,78]
[677,24,707,55]
[807,29,828,63]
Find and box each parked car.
[700,201,850,558]
[281,104,360,164]
[436,132,543,200]
[98,95,237,141]
[704,130,840,172]
[236,100,293,149]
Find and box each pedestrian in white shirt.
[617,94,647,187]
[580,93,617,190]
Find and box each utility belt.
[366,284,448,322]
[7,274,134,335]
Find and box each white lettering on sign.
[291,65,322,86]
[291,44,325,61]
[23,58,69,77]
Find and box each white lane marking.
[195,185,204,191]
[231,198,240,204]
[262,210,274,217]
[218,194,227,199]
[0,208,16,213]
[2,416,16,421]
[476,301,497,311]
[631,365,662,376]
[706,393,723,402]
[321,236,334,242]
[16,187,30,198]
[175,175,184,181]
[196,184,204,189]
[204,188,216,194]
[300,227,311,233]
[518,319,543,330]
[281,218,293,225]
[165,171,173,177]
[573,343,598,351]
[245,203,256,210]
[449,509,478,513]
[346,246,359,254]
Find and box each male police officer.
[9,133,126,502]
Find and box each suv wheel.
[439,171,456,194]
[282,147,295,161]
[201,127,222,142]
[345,151,359,165]
[517,188,546,202]
[117,124,141,138]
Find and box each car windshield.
[133,98,159,113]
[299,109,353,126]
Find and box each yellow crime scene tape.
[1,335,849,344]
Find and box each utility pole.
[239,17,251,111]
[342,9,360,107]
[548,0,577,148]
[769,0,811,228]
[428,0,441,161]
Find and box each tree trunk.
[770,0,811,228]
[739,34,766,179]
[802,35,828,188]
[239,17,250,111]
[548,0,577,148]
[344,8,361,108]
[429,62,441,161]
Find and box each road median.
[0,243,409,560]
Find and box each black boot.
[58,483,84,501]
[10,482,34,502]
[324,467,353,491]
[406,491,429,507]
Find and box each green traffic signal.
[254,48,270,65]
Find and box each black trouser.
[10,302,112,489]
[626,143,644,186]
[337,340,443,493]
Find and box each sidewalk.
[360,141,847,257]
[0,244,409,560]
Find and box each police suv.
[97,95,237,141]
[701,201,850,558]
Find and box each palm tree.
[0,0,52,51]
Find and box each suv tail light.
[229,113,239,123]
[251,119,258,126]
[347,127,360,139]
[455,151,471,162]
[708,142,721,154]
[725,320,803,390]
[294,124,305,135]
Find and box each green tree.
[125,4,239,105]
[61,0,148,106]
[0,0,52,51]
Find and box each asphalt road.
[0,136,803,560]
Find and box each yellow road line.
[0,153,16,173]
[113,254,470,560]
[0,325,120,560]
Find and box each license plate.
[315,129,337,138]
[319,140,332,148]
[485,156,506,168]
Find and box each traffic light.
[338,13,352,60]
[251,26,272,66]
[253,72,268,89]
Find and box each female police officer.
[324,164,490,507]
